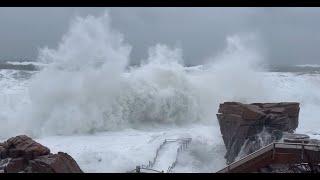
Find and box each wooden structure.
[217,142,320,173]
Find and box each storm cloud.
[0,7,319,65]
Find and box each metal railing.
[128,166,164,173]
[167,138,192,173]
[217,142,320,173]
[128,138,192,173]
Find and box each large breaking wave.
[0,11,319,139]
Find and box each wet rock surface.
[217,102,300,163]
[0,135,83,173]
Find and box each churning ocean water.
[1,11,320,173]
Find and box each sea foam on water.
[0,10,268,138]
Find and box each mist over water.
[0,10,319,142]
[27,12,264,135]
[0,11,267,138]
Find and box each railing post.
[272,143,276,160]
[136,166,140,173]
[301,144,304,160]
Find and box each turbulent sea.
[1,12,320,172]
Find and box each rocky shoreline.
[0,135,83,173]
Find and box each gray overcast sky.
[0,7,320,65]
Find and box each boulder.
[217,102,300,164]
[3,135,50,160]
[0,135,83,173]
[26,152,83,173]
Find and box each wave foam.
[0,10,319,141]
[0,11,269,138]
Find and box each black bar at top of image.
[1,0,320,7]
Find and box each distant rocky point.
[0,135,83,173]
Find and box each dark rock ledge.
[0,135,83,173]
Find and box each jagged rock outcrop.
[216,102,300,164]
[0,135,83,173]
